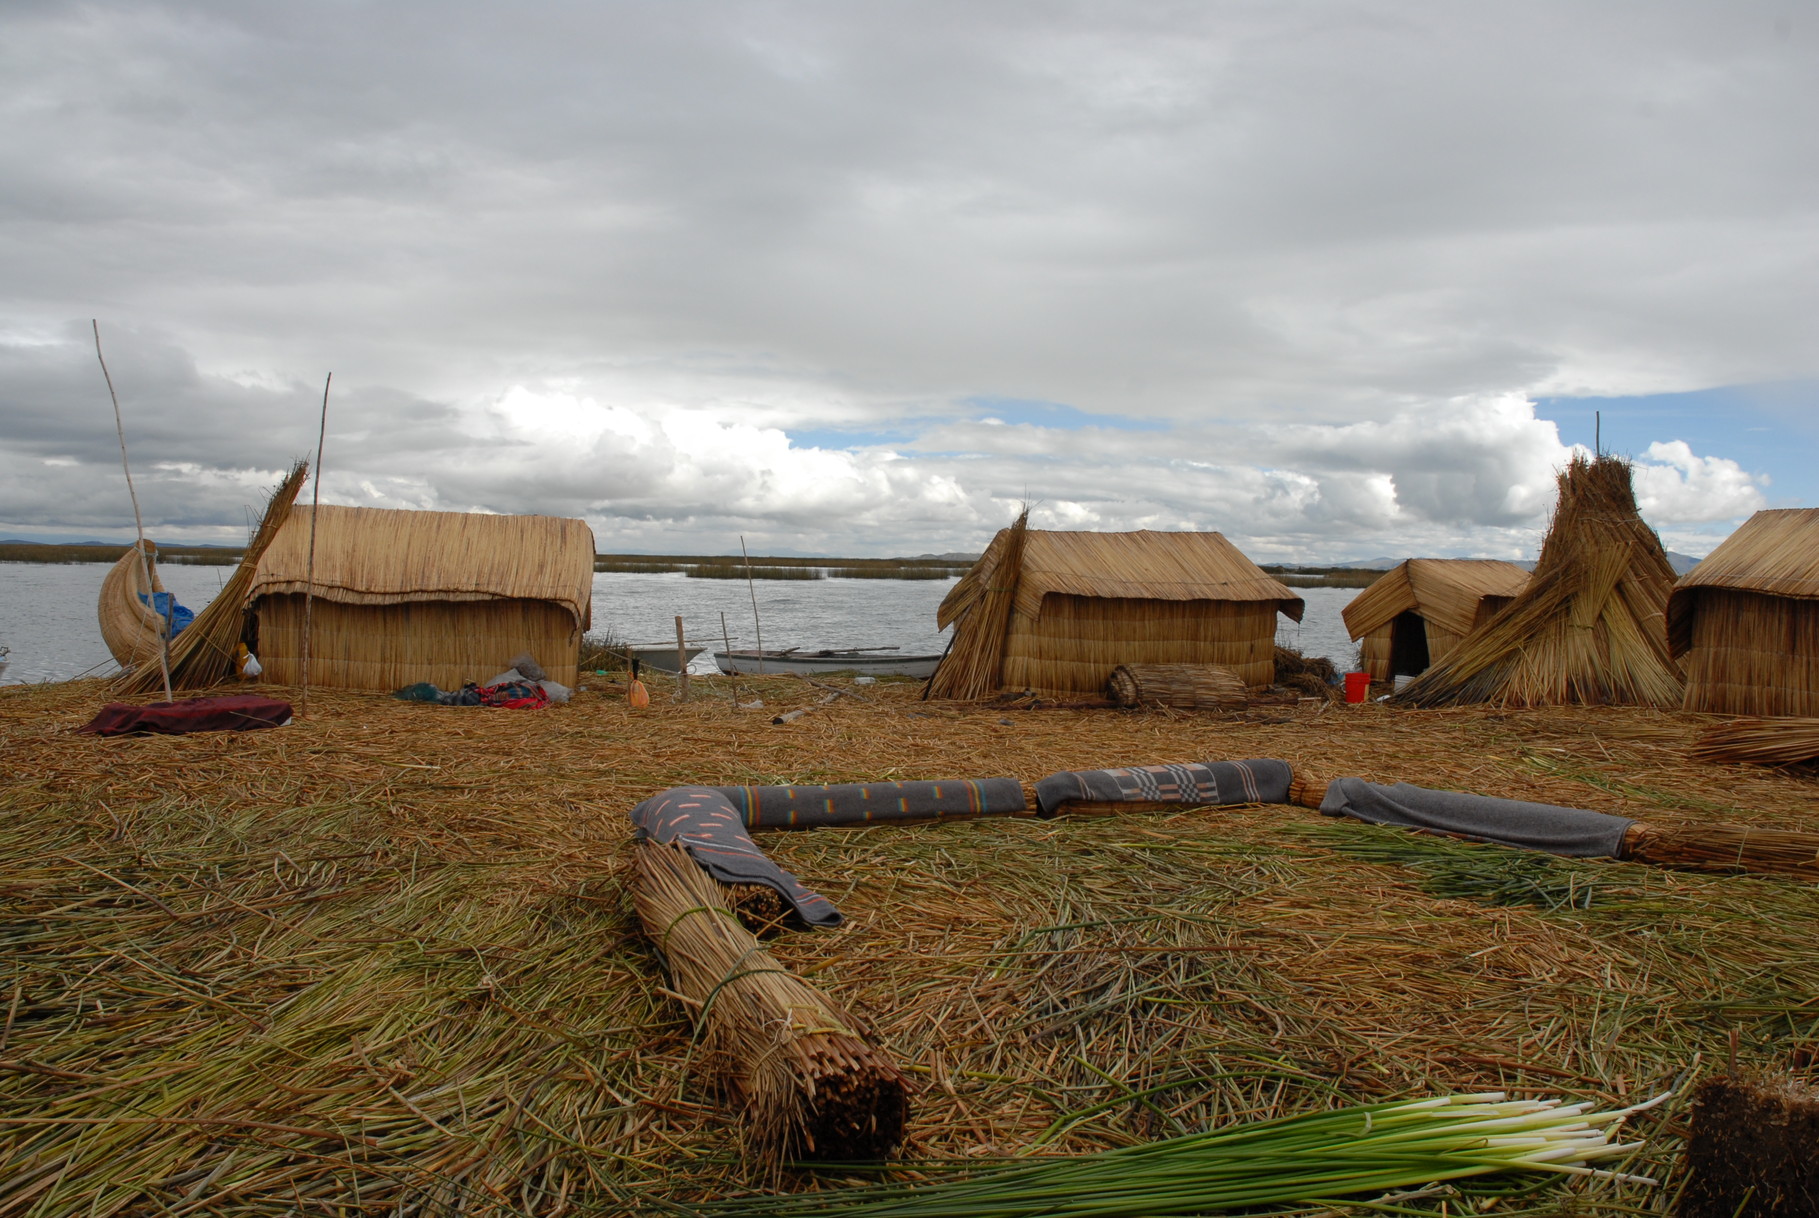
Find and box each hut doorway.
[1389,611,1431,677]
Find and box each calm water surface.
[0,563,1360,685]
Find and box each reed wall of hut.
[932,527,1302,698]
[1342,559,1530,684]
[1668,508,1819,717]
[247,506,595,692]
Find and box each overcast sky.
[3,1,1814,561]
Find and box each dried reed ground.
[2,676,1817,1216]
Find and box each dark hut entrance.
[1389,611,1431,677]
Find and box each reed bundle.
[114,462,307,696]
[1287,774,1329,809]
[1681,1074,1819,1218]
[926,508,1028,700]
[632,842,909,1162]
[1689,716,1819,766]
[1106,663,1246,709]
[1622,822,1819,880]
[1397,456,1683,708]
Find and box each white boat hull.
[627,645,706,673]
[713,650,942,678]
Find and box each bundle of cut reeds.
[1107,662,1246,710]
[925,508,1027,700]
[1396,456,1684,708]
[1622,822,1819,880]
[1287,774,1329,809]
[1690,716,1819,767]
[632,842,909,1162]
[114,462,308,697]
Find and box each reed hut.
[927,515,1304,699]
[1396,455,1684,708]
[1341,559,1530,684]
[1668,507,1819,717]
[246,506,595,691]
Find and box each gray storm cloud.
[0,2,1809,556]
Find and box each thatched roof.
[1395,455,1683,708]
[938,528,1303,630]
[249,506,595,622]
[1667,508,1819,655]
[1341,559,1530,641]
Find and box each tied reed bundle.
[1397,456,1683,708]
[633,843,909,1163]
[1106,663,1246,710]
[1622,822,1819,880]
[1689,716,1819,766]
[114,462,308,696]
[926,508,1028,700]
[1286,774,1329,809]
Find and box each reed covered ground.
[2,677,1816,1216]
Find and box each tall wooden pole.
[300,374,330,717]
[94,320,172,702]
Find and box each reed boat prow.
[97,542,171,670]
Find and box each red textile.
[78,695,293,737]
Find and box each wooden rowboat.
[713,648,942,678]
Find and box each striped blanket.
[629,787,843,928]
[713,779,1025,829]
[1034,758,1294,818]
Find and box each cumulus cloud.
[1632,439,1768,523]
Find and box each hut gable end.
[1343,559,1531,640]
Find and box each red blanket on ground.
[78,695,293,737]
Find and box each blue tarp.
[138,591,194,635]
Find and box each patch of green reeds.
[824,567,957,580]
[0,543,244,565]
[686,563,822,580]
[596,560,688,574]
[1295,822,1619,910]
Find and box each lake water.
[0,562,1360,685]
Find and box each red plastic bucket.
[1343,672,1370,703]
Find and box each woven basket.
[1107,663,1247,710]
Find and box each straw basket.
[632,843,908,1162]
[1107,663,1247,710]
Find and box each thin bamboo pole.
[300,374,330,718]
[741,535,765,675]
[93,320,172,703]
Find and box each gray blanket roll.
[713,779,1026,828]
[630,787,843,929]
[1319,778,1634,858]
[1034,758,1294,818]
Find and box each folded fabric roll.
[1319,778,1634,859]
[714,778,1026,829]
[1034,758,1294,818]
[78,695,293,737]
[630,787,843,928]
